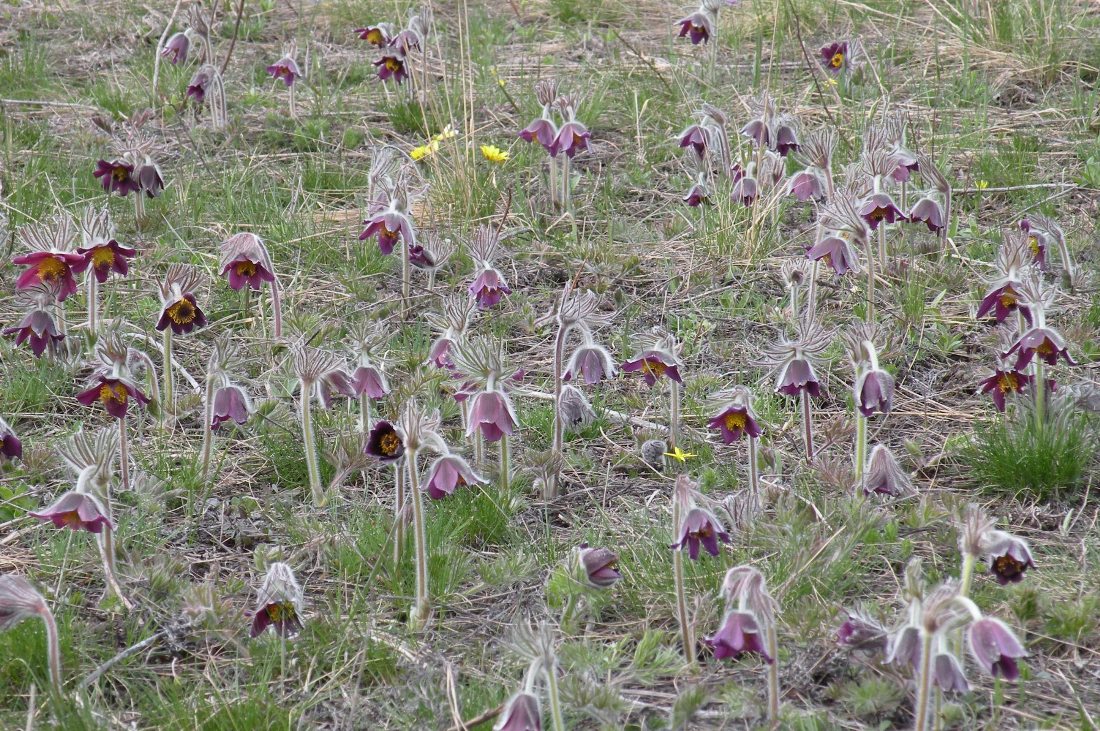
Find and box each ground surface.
[1,0,1099,729]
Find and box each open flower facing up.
[266,54,303,86]
[820,41,849,74]
[220,232,276,291]
[425,451,484,499]
[355,23,393,47]
[863,444,913,497]
[707,388,762,444]
[977,234,1033,324]
[0,418,21,462]
[578,544,620,588]
[3,285,65,357]
[162,31,190,64]
[622,334,683,387]
[365,420,405,463]
[978,366,1030,412]
[156,265,207,335]
[968,617,1027,680]
[705,610,772,662]
[12,214,85,301]
[211,383,252,430]
[480,144,509,163]
[29,490,112,533]
[94,158,141,196]
[77,206,136,283]
[374,49,408,83]
[672,505,731,559]
[249,562,305,638]
[494,691,542,731]
[466,225,512,310]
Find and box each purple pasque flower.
[707,390,762,444]
[854,368,894,416]
[136,158,164,198]
[93,159,141,196]
[806,234,860,276]
[13,250,86,301]
[676,10,715,45]
[775,357,821,397]
[77,239,136,284]
[907,195,945,233]
[704,610,773,662]
[1019,217,1054,270]
[578,544,620,588]
[156,292,206,335]
[425,451,484,500]
[678,123,708,158]
[365,420,405,463]
[76,376,149,420]
[0,418,21,462]
[837,609,889,653]
[977,282,1030,325]
[519,117,558,154]
[981,530,1035,585]
[466,388,519,442]
[162,31,190,64]
[29,490,112,534]
[390,27,423,54]
[968,617,1027,680]
[859,192,905,230]
[186,68,211,103]
[863,444,912,497]
[788,168,826,202]
[373,50,409,83]
[220,232,277,291]
[731,168,759,207]
[356,24,391,47]
[820,41,848,74]
[249,562,304,638]
[622,349,682,387]
[360,202,416,256]
[350,362,389,399]
[211,383,252,429]
[886,622,922,671]
[468,265,512,309]
[429,337,455,369]
[773,116,800,157]
[889,145,919,183]
[933,650,970,693]
[1005,326,1075,369]
[314,367,356,409]
[564,341,617,385]
[550,120,591,159]
[3,296,65,358]
[683,177,712,207]
[494,691,541,731]
[978,367,1030,412]
[425,297,476,370]
[266,55,303,86]
[671,505,731,560]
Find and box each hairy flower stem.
[914,631,935,731]
[401,240,412,316]
[118,417,130,492]
[549,324,567,498]
[393,462,407,565]
[561,155,572,214]
[87,275,98,333]
[358,394,372,433]
[545,664,567,731]
[854,413,868,485]
[97,527,131,609]
[549,155,559,208]
[39,608,63,696]
[877,225,888,274]
[671,499,696,667]
[749,435,761,501]
[133,191,145,229]
[766,624,781,723]
[473,430,484,467]
[801,391,814,464]
[789,280,800,321]
[407,447,430,629]
[162,329,174,421]
[864,237,876,322]
[199,371,216,480]
[805,261,820,325]
[1034,362,1047,428]
[270,279,284,339]
[959,552,976,599]
[299,382,325,507]
[669,380,681,451]
[941,189,952,248]
[499,434,511,492]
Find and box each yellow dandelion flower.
[664,446,696,463]
[410,140,440,161]
[480,144,509,163]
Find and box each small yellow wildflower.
[976,180,989,191]
[664,446,696,463]
[410,140,440,161]
[480,145,509,163]
[433,124,458,141]
[825,77,839,87]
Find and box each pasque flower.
[907,195,945,233]
[0,575,63,695]
[854,367,894,416]
[1006,325,1076,369]
[3,285,65,357]
[466,225,512,309]
[708,394,762,444]
[355,23,393,47]
[162,31,190,64]
[705,610,772,661]
[494,691,542,731]
[933,650,970,693]
[672,505,731,559]
[266,55,303,86]
[863,444,913,496]
[249,562,305,638]
[220,232,276,290]
[820,41,848,74]
[978,366,1030,412]
[981,530,1035,585]
[806,234,861,276]
[211,383,252,429]
[94,158,141,196]
[360,197,416,256]
[425,296,476,370]
[837,609,889,653]
[156,265,207,335]
[77,234,135,284]
[968,617,1027,680]
[0,418,21,462]
[424,451,484,499]
[678,123,708,157]
[677,9,716,45]
[519,117,558,153]
[373,50,408,83]
[622,336,682,387]
[467,389,519,442]
[578,544,620,588]
[788,168,826,202]
[29,490,113,533]
[860,191,906,230]
[12,215,85,301]
[563,340,617,385]
[365,420,405,463]
[77,376,150,419]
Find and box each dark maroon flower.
[466,390,519,442]
[495,692,541,731]
[137,162,164,198]
[731,174,758,207]
[76,377,149,419]
[907,196,944,233]
[968,618,1026,680]
[564,343,617,385]
[221,254,275,291]
[1019,218,1049,270]
[355,25,390,46]
[407,244,435,269]
[976,282,1030,325]
[162,32,190,64]
[249,601,303,638]
[519,118,557,154]
[622,350,682,387]
[820,41,848,74]
[360,209,415,255]
[933,652,969,693]
[978,368,1030,412]
[266,55,303,86]
[788,169,825,202]
[774,120,800,157]
[0,419,22,462]
[678,124,708,157]
[578,544,620,588]
[249,562,304,638]
[390,28,422,54]
[365,420,405,463]
[983,532,1035,585]
[854,368,894,416]
[806,235,860,276]
[468,266,511,310]
[76,240,136,283]
[550,121,591,159]
[859,192,905,230]
[775,358,821,397]
[704,610,773,662]
[13,251,86,301]
[708,405,762,444]
[676,11,714,45]
[740,119,769,148]
[672,506,730,560]
[211,384,251,429]
[373,52,408,83]
[29,491,112,533]
[425,453,484,499]
[186,69,210,103]
[683,180,711,207]
[1005,327,1075,369]
[93,159,141,197]
[156,293,207,335]
[3,309,64,358]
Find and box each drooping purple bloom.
[186,69,211,103]
[162,32,190,64]
[731,174,759,207]
[13,250,86,301]
[1019,217,1048,270]
[707,404,762,445]
[676,11,714,45]
[908,196,944,233]
[978,368,1030,413]
[373,52,408,83]
[519,118,557,154]
[1,419,23,463]
[806,235,860,276]
[622,350,682,387]
[466,390,519,442]
[890,148,919,183]
[249,562,304,639]
[671,506,730,560]
[579,544,620,588]
[315,368,356,410]
[266,55,303,86]
[76,376,149,419]
[494,691,542,731]
[1006,327,1076,369]
[933,652,970,693]
[468,266,511,310]
[887,623,922,671]
[29,491,112,534]
[221,254,275,291]
[854,368,894,416]
[360,209,415,255]
[3,309,64,357]
[136,160,165,199]
[983,531,1035,585]
[425,453,484,499]
[428,337,455,370]
[740,119,769,148]
[788,168,825,202]
[704,610,773,662]
[860,192,905,230]
[355,25,391,47]
[678,124,708,157]
[564,344,617,385]
[365,420,405,463]
[683,180,711,207]
[550,120,591,159]
[863,445,912,497]
[211,384,251,430]
[350,364,389,399]
[774,120,800,157]
[775,357,821,397]
[968,618,1027,680]
[93,159,141,197]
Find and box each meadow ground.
[1,0,1099,728]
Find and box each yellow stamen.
[37,257,68,283]
[166,298,197,325]
[997,373,1020,394]
[91,246,116,270]
[1036,340,1054,356]
[385,58,402,72]
[830,52,844,68]
[380,432,401,456]
[266,602,296,623]
[641,359,667,378]
[111,167,129,183]
[234,260,258,278]
[61,511,82,527]
[724,411,747,432]
[366,29,383,45]
[99,382,128,406]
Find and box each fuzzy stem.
[288,85,296,118]
[854,413,867,486]
[800,390,814,464]
[358,393,372,433]
[913,631,935,731]
[97,527,131,609]
[499,434,511,493]
[401,239,412,316]
[942,188,952,248]
[133,192,145,229]
[1034,361,1046,428]
[561,155,571,213]
[393,461,406,566]
[39,609,63,697]
[161,328,174,421]
[805,260,819,325]
[299,383,325,507]
[789,280,800,321]
[407,447,430,629]
[549,154,558,208]
[200,372,216,480]
[269,279,284,339]
[748,434,760,501]
[671,499,696,667]
[864,236,876,322]
[550,324,567,497]
[87,274,98,333]
[560,593,579,633]
[669,379,681,451]
[118,417,130,492]
[766,624,780,723]
[877,224,887,279]
[545,663,567,731]
[473,429,484,466]
[959,551,976,599]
